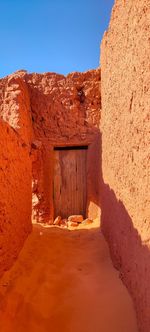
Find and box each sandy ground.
[0,222,138,332]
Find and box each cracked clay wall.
[100,1,150,331]
[0,72,32,276]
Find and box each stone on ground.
[68,215,83,223]
[53,216,61,225]
[67,221,79,227]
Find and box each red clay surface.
[0,223,138,332]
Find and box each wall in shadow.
[97,130,150,332]
[100,182,150,332]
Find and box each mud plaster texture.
[0,71,32,145]
[0,72,33,277]
[0,120,32,277]
[100,1,150,331]
[24,69,101,223]
[0,69,100,276]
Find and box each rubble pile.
[53,215,93,228]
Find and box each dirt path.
[0,223,138,332]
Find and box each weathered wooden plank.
[54,149,87,219]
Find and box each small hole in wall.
[77,87,85,103]
[40,116,44,122]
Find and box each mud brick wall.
[0,120,32,276]
[100,1,150,331]
[0,72,32,276]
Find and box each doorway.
[53,146,87,219]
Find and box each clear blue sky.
[0,0,114,78]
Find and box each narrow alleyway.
[0,223,138,332]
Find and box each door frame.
[53,145,88,219]
[46,138,100,223]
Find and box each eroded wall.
[0,68,101,272]
[100,1,150,331]
[25,69,100,143]
[0,70,32,145]
[0,72,32,276]
[24,69,101,223]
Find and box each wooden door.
[53,148,87,219]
